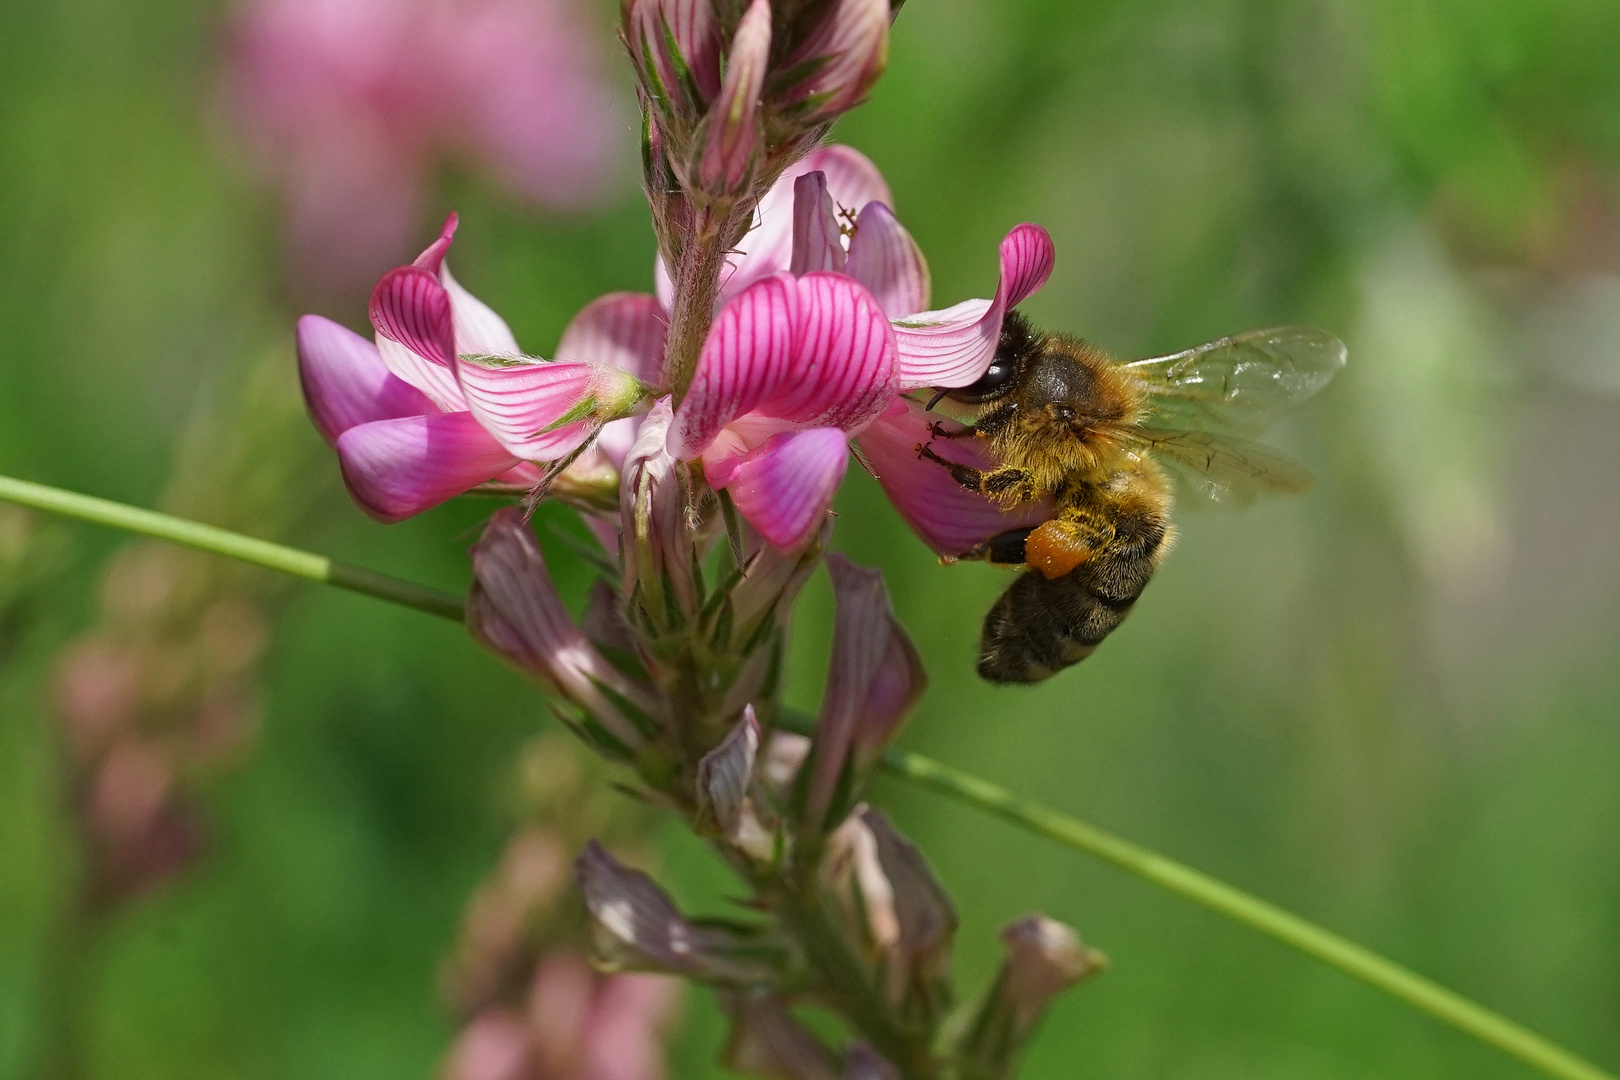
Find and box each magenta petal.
[718,427,849,550]
[846,202,930,317]
[892,223,1056,388]
[790,172,847,275]
[334,411,518,523]
[555,292,669,384]
[854,399,1052,555]
[296,315,435,445]
[763,272,898,433]
[454,357,602,460]
[668,272,798,459]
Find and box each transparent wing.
[1123,326,1346,436]
[1131,427,1314,506]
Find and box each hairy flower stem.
[663,211,737,404]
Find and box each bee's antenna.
[924,389,948,412]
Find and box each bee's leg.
[925,421,975,440]
[915,444,1035,500]
[961,527,1035,566]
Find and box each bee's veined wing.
[1130,427,1314,506]
[1122,326,1346,435]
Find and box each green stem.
[881,749,1614,1080]
[0,475,465,623]
[2,472,1611,1080]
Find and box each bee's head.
[941,310,1039,406]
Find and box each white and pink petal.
[892,222,1055,389]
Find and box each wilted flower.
[227,0,622,294]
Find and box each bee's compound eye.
[945,359,1017,404]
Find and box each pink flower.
[227,0,621,294]
[298,214,661,522]
[663,148,1058,551]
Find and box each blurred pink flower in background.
[226,0,623,295]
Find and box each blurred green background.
[3,0,1619,1077]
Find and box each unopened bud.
[697,706,760,840]
[773,0,890,124]
[622,0,722,121]
[696,0,771,196]
[954,915,1106,1080]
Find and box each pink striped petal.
[854,398,1052,556]
[656,145,893,310]
[846,202,930,318]
[790,171,847,275]
[371,263,456,368]
[892,223,1055,389]
[668,272,798,459]
[555,292,669,383]
[760,271,897,433]
[335,411,519,523]
[296,315,436,445]
[453,357,601,461]
[713,427,849,550]
[671,272,897,458]
[442,262,520,357]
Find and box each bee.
[916,311,1345,684]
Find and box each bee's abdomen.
[976,503,1170,684]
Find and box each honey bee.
[916,311,1345,683]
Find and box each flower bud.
[805,555,926,828]
[697,705,760,839]
[696,0,771,197]
[954,915,1106,1080]
[773,0,890,124]
[622,0,722,122]
[470,509,661,758]
[577,841,792,985]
